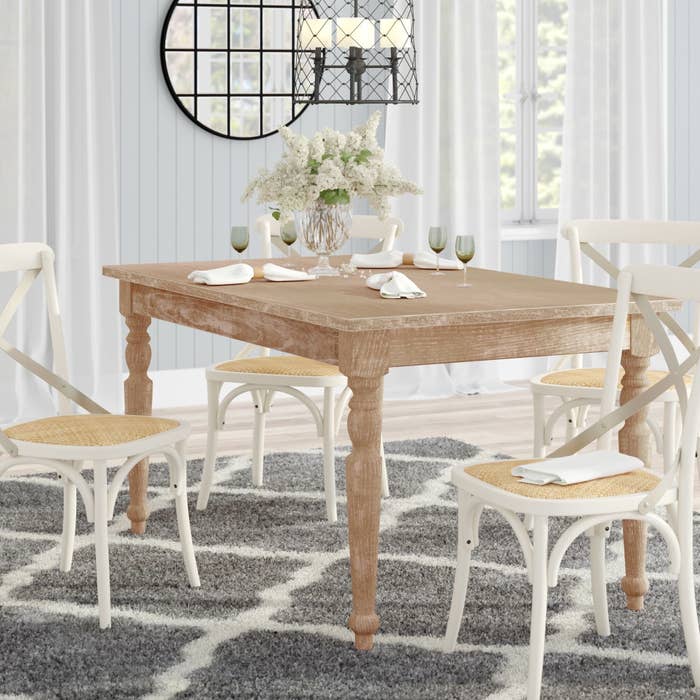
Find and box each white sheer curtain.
[384,0,502,398]
[0,1,121,423]
[556,0,668,285]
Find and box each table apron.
[128,284,339,364]
[382,315,629,367]
[126,283,631,370]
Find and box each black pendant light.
[293,0,418,106]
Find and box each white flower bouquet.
[242,112,421,224]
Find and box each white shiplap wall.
[113,0,558,371]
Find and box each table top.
[104,257,678,332]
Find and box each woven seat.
[214,356,341,377]
[540,367,691,389]
[464,459,660,500]
[5,415,180,447]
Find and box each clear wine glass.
[428,226,447,276]
[230,226,249,259]
[280,222,298,268]
[455,235,475,287]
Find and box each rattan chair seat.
[464,459,661,500]
[5,414,181,447]
[540,367,691,390]
[214,356,341,377]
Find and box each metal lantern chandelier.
[293,0,418,105]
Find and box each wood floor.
[157,382,667,471]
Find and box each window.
[498,0,568,225]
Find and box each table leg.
[618,337,654,610]
[345,373,384,651]
[123,312,153,535]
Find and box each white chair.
[445,262,700,699]
[196,214,402,523]
[0,243,200,629]
[531,220,700,463]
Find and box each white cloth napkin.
[511,450,644,486]
[366,271,427,299]
[412,252,464,270]
[188,262,316,285]
[261,263,316,282]
[350,249,464,270]
[188,263,254,286]
[350,250,404,268]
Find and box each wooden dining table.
[103,258,677,651]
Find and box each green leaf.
[271,210,281,221]
[355,148,373,164]
[319,188,351,206]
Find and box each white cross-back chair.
[445,262,700,699]
[531,220,700,463]
[196,215,402,523]
[0,243,200,628]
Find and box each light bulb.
[299,18,333,49]
[379,18,412,49]
[336,17,375,50]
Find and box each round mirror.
[160,1,314,140]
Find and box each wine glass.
[280,222,298,268]
[455,235,476,287]
[428,226,447,276]
[230,226,249,259]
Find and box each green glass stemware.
[455,235,475,287]
[428,226,447,275]
[230,226,250,257]
[280,222,298,267]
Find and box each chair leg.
[564,405,576,441]
[528,517,549,700]
[60,471,77,573]
[197,379,222,511]
[252,391,268,488]
[663,401,678,470]
[444,491,477,651]
[380,437,390,498]
[678,501,700,687]
[588,523,611,637]
[173,442,201,588]
[93,461,111,630]
[322,387,338,523]
[532,392,546,458]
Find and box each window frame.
[499,0,565,233]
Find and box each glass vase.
[296,201,352,277]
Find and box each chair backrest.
[553,263,700,517]
[558,220,700,370]
[0,243,106,456]
[256,213,404,258]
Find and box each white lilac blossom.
[242,112,421,223]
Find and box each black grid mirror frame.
[160,0,318,140]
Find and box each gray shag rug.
[0,437,697,699]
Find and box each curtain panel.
[384,0,502,398]
[0,0,121,422]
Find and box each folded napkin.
[350,250,404,269]
[261,263,316,282]
[511,450,644,486]
[350,250,464,271]
[188,262,316,286]
[412,252,464,270]
[188,263,254,286]
[366,271,427,299]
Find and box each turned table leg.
[123,311,153,535]
[345,374,384,650]
[618,318,657,611]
